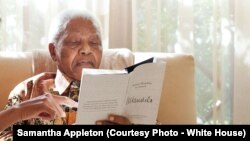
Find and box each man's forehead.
[66,18,93,27]
[64,32,100,39]
[64,22,98,34]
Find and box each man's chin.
[73,66,95,80]
[74,75,82,81]
[71,70,82,81]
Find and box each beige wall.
[233,0,250,124]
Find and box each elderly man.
[1,9,130,140]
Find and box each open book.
[76,58,166,124]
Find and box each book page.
[122,63,166,124]
[76,69,128,124]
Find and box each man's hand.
[18,93,78,121]
[95,114,132,125]
[31,72,56,98]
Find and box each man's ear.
[48,43,58,62]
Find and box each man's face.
[52,18,102,81]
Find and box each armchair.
[0,48,196,124]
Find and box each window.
[0,0,110,51]
[133,0,234,124]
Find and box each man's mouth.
[76,60,94,68]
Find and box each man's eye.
[70,40,80,46]
[64,39,80,46]
[89,41,100,47]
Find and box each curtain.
[109,0,132,50]
[233,0,250,124]
[0,0,110,51]
[132,0,250,124]
[132,0,233,124]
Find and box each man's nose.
[79,43,91,55]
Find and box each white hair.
[48,9,102,46]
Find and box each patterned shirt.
[0,70,80,141]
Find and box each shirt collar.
[54,69,71,95]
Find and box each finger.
[37,72,56,81]
[34,95,62,118]
[95,120,118,125]
[38,112,51,118]
[35,72,56,88]
[41,79,55,93]
[43,94,66,118]
[108,114,131,125]
[37,106,56,120]
[20,98,56,120]
[31,72,56,98]
[52,95,78,108]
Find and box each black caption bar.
[13,125,250,140]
